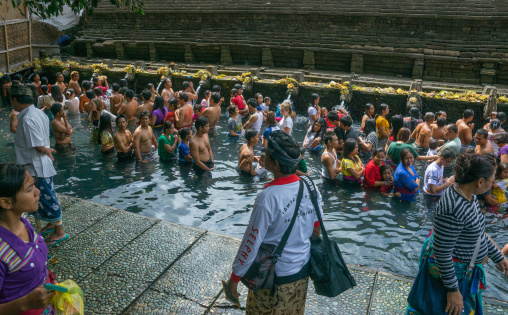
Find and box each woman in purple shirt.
[150,96,168,139]
[0,164,55,314]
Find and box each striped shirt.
[433,187,504,289]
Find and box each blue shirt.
[393,163,420,201]
[263,126,280,139]
[178,141,191,163]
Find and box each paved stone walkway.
[37,195,508,314]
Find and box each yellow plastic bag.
[50,280,84,315]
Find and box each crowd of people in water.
[1,69,508,314]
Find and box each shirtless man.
[180,81,198,101]
[55,72,68,94]
[431,117,446,144]
[83,90,96,116]
[117,89,137,122]
[190,116,214,171]
[109,83,123,116]
[175,92,193,129]
[321,131,341,181]
[243,98,264,133]
[474,129,494,155]
[68,71,81,95]
[133,111,158,163]
[79,81,91,113]
[411,112,434,149]
[456,109,474,150]
[200,92,222,130]
[114,114,134,160]
[237,129,263,175]
[134,89,154,117]
[160,78,176,105]
[50,103,74,155]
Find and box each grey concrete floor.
[34,195,508,314]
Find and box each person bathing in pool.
[190,116,214,172]
[238,129,265,176]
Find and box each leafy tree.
[5,0,148,20]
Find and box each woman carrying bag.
[225,130,323,314]
[407,153,508,315]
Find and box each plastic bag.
[51,280,84,315]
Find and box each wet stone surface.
[370,274,412,314]
[47,210,157,282]
[79,221,204,314]
[124,289,207,314]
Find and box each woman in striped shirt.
[0,164,56,314]
[430,154,508,315]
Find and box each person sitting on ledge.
[190,116,214,172]
[237,129,264,176]
[133,110,158,163]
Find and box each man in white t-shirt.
[423,148,456,196]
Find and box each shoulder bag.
[241,179,304,294]
[407,231,482,314]
[301,176,357,297]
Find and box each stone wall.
[72,1,508,85]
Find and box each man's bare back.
[68,80,81,95]
[431,126,445,141]
[120,100,137,121]
[412,122,432,148]
[176,103,193,128]
[134,101,154,117]
[238,143,257,174]
[110,94,123,115]
[51,119,72,145]
[456,119,473,146]
[201,106,221,130]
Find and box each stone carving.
[484,87,497,120]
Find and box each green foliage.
[5,0,147,20]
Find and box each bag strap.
[274,180,304,257]
[469,234,482,270]
[301,176,345,278]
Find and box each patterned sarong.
[33,177,62,223]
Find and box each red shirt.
[363,160,383,188]
[164,111,176,124]
[233,95,245,110]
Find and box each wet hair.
[463,109,474,119]
[311,93,320,105]
[139,110,150,119]
[92,77,100,85]
[425,112,435,122]
[179,92,189,102]
[82,80,91,91]
[490,118,501,130]
[409,107,421,119]
[94,87,103,98]
[182,81,190,90]
[396,127,411,143]
[119,87,127,96]
[50,103,63,116]
[247,98,257,108]
[323,131,336,146]
[163,120,173,132]
[85,90,95,100]
[112,83,120,92]
[364,103,374,116]
[475,128,488,139]
[119,79,128,88]
[429,138,439,150]
[266,111,276,126]
[264,96,271,103]
[497,112,506,123]
[379,164,392,178]
[28,73,38,82]
[0,163,32,207]
[141,89,151,101]
[343,138,359,163]
[97,114,112,144]
[178,127,192,139]
[125,89,135,100]
[212,85,221,93]
[210,92,221,104]
[41,85,48,95]
[91,98,103,111]
[494,132,508,145]
[55,72,63,79]
[234,83,242,90]
[245,129,258,141]
[446,124,458,134]
[1,74,12,83]
[203,90,211,98]
[27,85,39,101]
[50,85,63,102]
[71,71,79,79]
[311,118,326,137]
[254,92,262,101]
[496,162,508,179]
[372,147,386,158]
[436,117,446,128]
[378,103,388,115]
[399,148,414,166]
[267,130,300,175]
[168,98,177,110]
[340,115,353,127]
[66,88,75,98]
[147,83,154,91]
[327,111,340,123]
[227,104,238,115]
[439,148,456,160]
[153,96,165,113]
[454,153,495,184]
[364,118,376,135]
[280,101,292,115]
[195,116,209,130]
[391,115,404,138]
[230,88,238,96]
[115,114,127,125]
[436,111,446,119]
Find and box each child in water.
[192,104,204,123]
[490,162,508,206]
[379,165,401,198]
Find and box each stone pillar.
[412,59,424,79]
[149,42,159,62]
[293,72,305,83]
[481,63,496,84]
[86,42,93,58]
[184,45,194,64]
[262,48,274,67]
[135,60,146,70]
[221,46,233,66]
[207,65,219,76]
[115,42,125,59]
[350,54,363,74]
[303,50,315,70]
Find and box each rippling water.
[0,108,506,301]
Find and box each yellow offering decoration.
[51,280,84,315]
